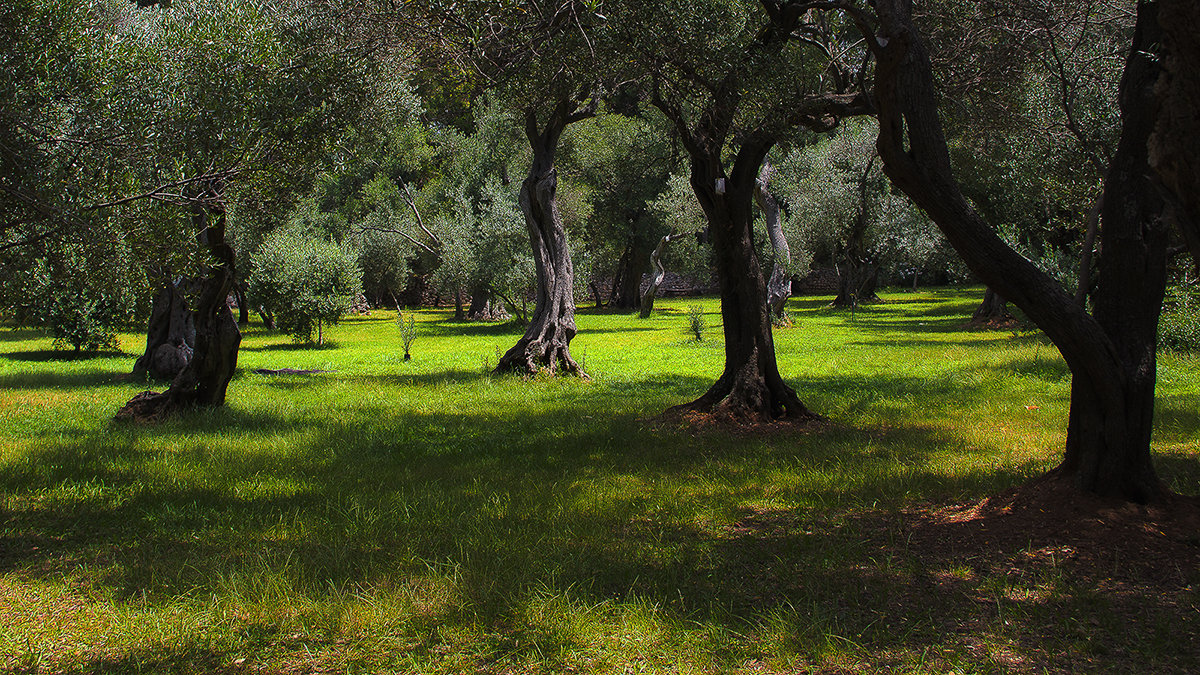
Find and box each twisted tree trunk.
[755,160,791,319]
[672,137,813,422]
[495,101,592,376]
[117,201,242,421]
[639,231,678,318]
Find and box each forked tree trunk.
[495,101,592,376]
[117,202,242,421]
[674,138,812,421]
[755,161,791,319]
[133,277,195,380]
[831,258,880,307]
[831,160,881,307]
[639,231,678,318]
[872,0,1167,501]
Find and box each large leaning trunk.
[755,161,791,319]
[117,200,242,421]
[495,101,591,376]
[1150,0,1200,267]
[873,0,1168,502]
[133,276,195,380]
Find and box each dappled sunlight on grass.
[1,289,1198,673]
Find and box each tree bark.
[116,201,242,421]
[872,0,1167,501]
[467,284,507,321]
[1150,0,1200,272]
[755,160,791,319]
[133,277,195,381]
[495,101,591,376]
[639,231,677,318]
[831,156,880,307]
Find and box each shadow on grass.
[239,341,343,353]
[0,369,135,391]
[422,320,527,338]
[3,362,1195,672]
[0,348,126,362]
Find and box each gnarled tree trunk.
[495,101,592,376]
[467,284,507,321]
[133,277,195,381]
[755,160,791,319]
[117,201,242,421]
[831,156,881,307]
[873,0,1168,502]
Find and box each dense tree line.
[2,0,1197,502]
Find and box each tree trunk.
[639,231,677,318]
[467,284,508,321]
[831,160,880,307]
[495,101,590,376]
[831,257,880,307]
[588,281,604,309]
[872,0,1167,501]
[611,236,650,311]
[453,284,464,321]
[116,202,242,421]
[970,286,1014,326]
[672,138,813,422]
[755,160,791,319]
[234,280,249,327]
[133,277,196,381]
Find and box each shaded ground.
[725,475,1200,673]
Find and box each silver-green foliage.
[250,229,363,344]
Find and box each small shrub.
[687,304,706,341]
[250,228,363,345]
[49,293,123,352]
[397,312,417,360]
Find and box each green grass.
[1,289,1198,673]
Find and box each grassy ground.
[1,289,1198,674]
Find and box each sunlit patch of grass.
[0,288,1197,673]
